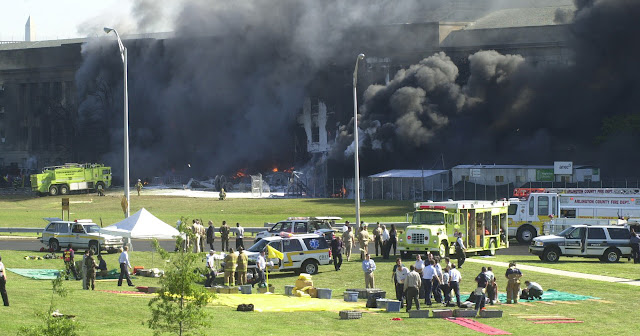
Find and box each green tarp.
[8,268,61,280]
[461,289,598,302]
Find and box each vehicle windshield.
[558,227,574,237]
[247,239,269,252]
[508,204,518,215]
[412,211,445,225]
[84,225,101,233]
[269,222,292,232]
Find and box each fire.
[232,169,247,179]
[272,167,278,172]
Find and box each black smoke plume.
[333,0,640,177]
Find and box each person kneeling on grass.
[522,280,544,300]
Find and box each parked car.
[254,216,340,243]
[529,224,632,263]
[41,219,123,254]
[245,233,331,275]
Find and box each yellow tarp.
[211,293,365,312]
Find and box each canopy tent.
[101,208,179,239]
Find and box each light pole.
[104,27,130,218]
[353,53,365,227]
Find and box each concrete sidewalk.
[465,257,640,287]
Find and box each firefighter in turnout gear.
[63,245,78,280]
[136,179,143,196]
[219,188,226,200]
[223,248,238,286]
[236,247,248,285]
[505,262,523,304]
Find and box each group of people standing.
[62,245,111,290]
[337,221,398,265]
[391,255,463,312]
[178,220,245,253]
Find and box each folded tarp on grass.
[461,289,598,302]
[8,268,136,280]
[212,293,363,312]
[8,268,60,280]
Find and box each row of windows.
[461,175,525,182]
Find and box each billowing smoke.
[74,0,427,180]
[333,0,640,177]
[74,0,640,181]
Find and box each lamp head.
[358,53,365,60]
[104,27,114,34]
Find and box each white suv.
[255,216,339,243]
[41,219,123,254]
[245,233,331,275]
[530,225,633,262]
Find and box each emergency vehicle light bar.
[419,205,447,210]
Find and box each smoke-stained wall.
[331,0,640,178]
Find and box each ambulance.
[398,200,509,258]
[508,188,640,243]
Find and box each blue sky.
[0,0,176,41]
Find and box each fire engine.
[508,188,640,243]
[31,163,112,196]
[398,200,509,258]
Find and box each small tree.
[19,270,81,336]
[148,217,213,336]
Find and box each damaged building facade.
[0,1,577,193]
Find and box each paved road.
[0,236,531,255]
[465,258,640,286]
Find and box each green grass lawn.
[0,194,412,228]
[1,249,640,335]
[484,254,640,281]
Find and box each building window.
[461,175,469,181]
[560,175,571,183]
[495,176,504,182]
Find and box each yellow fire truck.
[398,200,509,258]
[31,163,112,196]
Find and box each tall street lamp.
[104,27,130,218]
[353,53,365,227]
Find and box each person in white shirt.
[414,255,425,299]
[455,232,466,268]
[432,257,444,303]
[256,250,267,287]
[449,264,462,307]
[486,266,497,304]
[381,225,390,259]
[235,223,245,250]
[422,260,439,305]
[441,266,451,306]
[117,246,134,287]
[392,258,409,307]
[205,250,217,287]
[0,254,8,306]
[523,281,544,300]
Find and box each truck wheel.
[49,185,59,196]
[49,239,60,252]
[516,225,536,244]
[60,184,69,195]
[89,241,100,255]
[488,239,497,256]
[437,241,449,257]
[96,182,105,193]
[602,248,620,263]
[542,247,560,262]
[301,260,319,275]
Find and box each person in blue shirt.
[362,254,376,288]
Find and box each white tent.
[101,208,179,239]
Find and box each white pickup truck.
[41,219,123,254]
